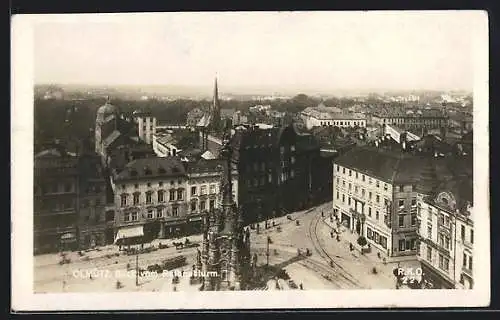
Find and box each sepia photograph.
[11,10,489,310]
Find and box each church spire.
[211,75,221,131]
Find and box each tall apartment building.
[416,177,474,289]
[332,146,453,258]
[110,157,238,242]
[34,147,79,254]
[77,152,115,248]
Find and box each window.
[124,212,131,222]
[369,178,372,184]
[362,189,365,197]
[439,213,445,225]
[356,172,359,179]
[191,186,197,196]
[380,236,387,249]
[369,192,372,200]
[268,174,272,183]
[336,165,340,172]
[191,201,197,212]
[280,146,285,154]
[291,156,296,164]
[147,209,154,219]
[147,182,151,187]
[146,192,152,204]
[470,230,474,244]
[200,200,206,211]
[133,193,140,205]
[169,190,175,201]
[376,181,380,188]
[461,225,466,240]
[427,247,432,262]
[158,190,164,202]
[427,225,432,238]
[64,183,72,192]
[376,211,379,220]
[200,185,207,195]
[336,191,339,200]
[134,184,139,189]
[398,200,405,207]
[411,213,417,226]
[120,194,127,207]
[177,189,183,200]
[349,183,352,191]
[368,207,372,217]
[343,168,345,174]
[384,184,388,191]
[367,228,373,239]
[376,195,380,203]
[355,186,358,193]
[399,185,404,192]
[131,211,138,221]
[410,239,416,250]
[290,170,295,178]
[399,215,405,227]
[349,170,352,177]
[342,194,345,203]
[463,253,467,267]
[362,175,365,182]
[438,234,444,247]
[439,254,449,271]
[342,180,346,187]
[122,184,126,190]
[348,197,351,206]
[290,145,295,152]
[157,208,163,218]
[336,178,340,185]
[172,207,178,217]
[159,181,163,187]
[399,239,406,251]
[374,233,380,243]
[468,256,473,270]
[209,200,215,210]
[444,237,450,250]
[210,184,216,194]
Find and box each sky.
[32,11,485,92]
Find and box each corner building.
[332,146,453,258]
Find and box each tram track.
[305,211,364,289]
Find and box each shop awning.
[114,225,144,244]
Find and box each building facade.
[110,157,239,242]
[77,152,115,248]
[34,147,79,254]
[370,108,448,130]
[230,123,321,223]
[333,146,448,258]
[416,178,474,289]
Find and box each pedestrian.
[181,269,184,277]
[330,231,334,238]
[299,283,303,290]
[321,211,324,217]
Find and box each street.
[34,201,420,292]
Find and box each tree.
[357,236,367,247]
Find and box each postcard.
[11,10,489,310]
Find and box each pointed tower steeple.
[211,75,221,131]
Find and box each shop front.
[186,214,204,236]
[60,232,78,251]
[420,260,455,289]
[162,218,188,239]
[114,224,146,248]
[341,211,351,229]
